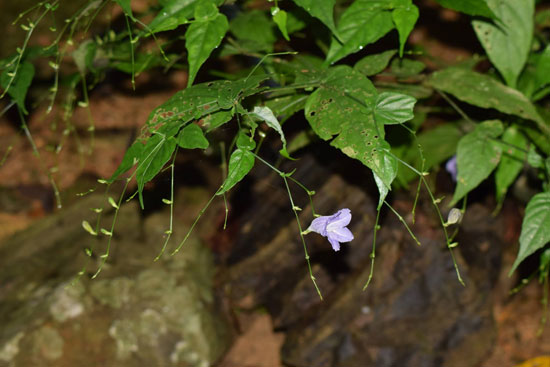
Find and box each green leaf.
[392,3,419,57]
[147,75,267,134]
[377,82,433,100]
[534,45,550,92]
[495,126,527,204]
[373,172,389,210]
[291,0,339,39]
[236,130,256,151]
[217,149,255,195]
[286,8,308,34]
[429,68,544,125]
[271,7,290,41]
[472,0,534,88]
[305,66,397,189]
[250,106,290,158]
[433,0,496,19]
[509,192,550,275]
[0,61,34,114]
[325,0,394,65]
[390,58,425,78]
[203,109,234,132]
[229,10,276,52]
[176,123,209,149]
[450,120,504,205]
[216,74,269,109]
[136,135,177,208]
[527,147,544,169]
[264,94,308,122]
[374,92,417,125]
[373,149,398,208]
[147,0,223,33]
[354,50,397,76]
[186,3,228,87]
[108,141,145,183]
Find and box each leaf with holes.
[509,192,550,275]
[217,74,270,109]
[495,126,527,205]
[136,135,177,208]
[472,0,534,88]
[325,0,394,65]
[292,0,339,39]
[305,66,397,189]
[177,123,209,149]
[186,2,228,87]
[204,109,234,132]
[429,68,544,126]
[217,149,255,195]
[374,92,416,125]
[450,120,504,206]
[148,75,267,134]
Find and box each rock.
[220,154,501,367]
[0,192,231,367]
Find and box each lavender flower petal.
[306,208,354,251]
[326,208,352,230]
[446,155,458,182]
[328,226,354,242]
[328,237,341,251]
[309,216,330,236]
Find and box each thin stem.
[244,51,297,82]
[363,208,381,290]
[436,90,475,126]
[0,145,13,167]
[387,150,464,285]
[154,149,178,260]
[282,175,322,300]
[92,178,130,278]
[17,107,62,209]
[124,14,136,90]
[251,152,322,298]
[1,2,54,99]
[171,191,218,255]
[79,75,95,154]
[411,154,425,225]
[384,200,421,246]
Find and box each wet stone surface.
[218,154,502,367]
[0,192,231,367]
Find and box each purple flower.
[446,155,458,182]
[306,208,354,251]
